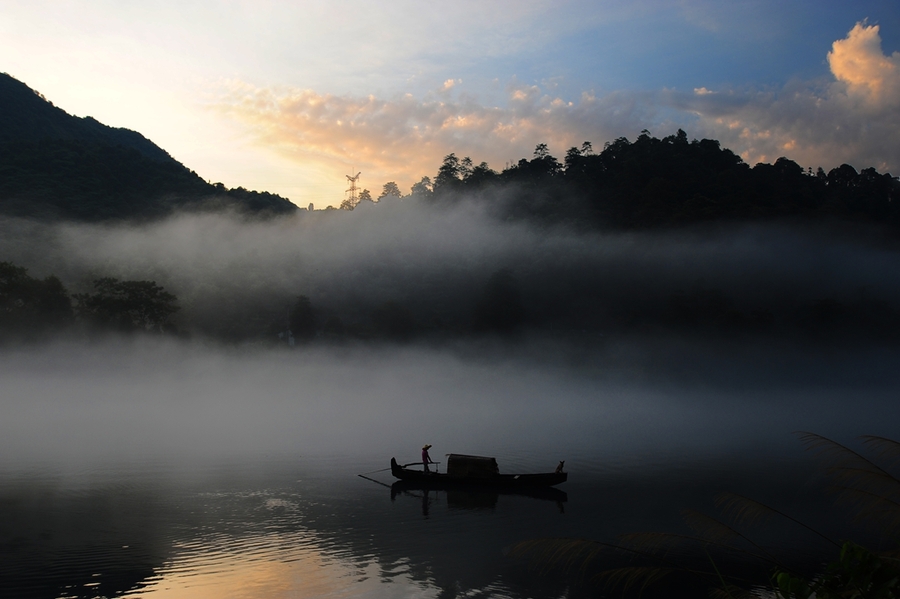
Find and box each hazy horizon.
[4,4,900,597]
[3,3,897,204]
[3,197,900,343]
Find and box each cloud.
[214,21,900,197]
[828,21,900,106]
[674,22,900,172]
[213,80,657,197]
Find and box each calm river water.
[2,338,899,598]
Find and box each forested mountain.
[0,73,296,220]
[4,74,900,346]
[408,131,900,230]
[4,71,898,229]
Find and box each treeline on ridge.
[3,71,898,229]
[353,130,900,231]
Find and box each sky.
[2,0,899,208]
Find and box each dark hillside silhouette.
[426,129,900,230]
[2,74,900,347]
[0,138,212,220]
[5,69,895,229]
[0,73,172,161]
[0,73,297,221]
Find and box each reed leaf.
[597,566,681,594]
[682,508,744,544]
[513,433,900,598]
[680,509,789,570]
[507,538,613,576]
[616,531,736,566]
[599,563,764,598]
[829,484,900,535]
[715,491,841,547]
[799,432,895,481]
[715,491,776,527]
[618,531,745,559]
[862,436,900,470]
[824,466,900,493]
[708,585,760,599]
[715,492,841,549]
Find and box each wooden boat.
[389,454,567,488]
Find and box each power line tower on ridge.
[341,171,361,210]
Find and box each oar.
[359,466,392,475]
[357,474,393,488]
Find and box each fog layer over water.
[1,201,900,469]
[2,200,900,338]
[2,337,898,471]
[3,204,900,599]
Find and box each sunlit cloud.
[213,20,900,201]
[828,21,900,106]
[213,80,656,199]
[675,22,900,172]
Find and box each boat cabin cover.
[446,454,499,478]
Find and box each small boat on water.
[389,453,567,488]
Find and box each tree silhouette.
[0,261,73,339]
[464,161,498,188]
[74,277,179,333]
[434,153,462,192]
[378,181,402,200]
[410,176,433,198]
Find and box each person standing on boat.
[422,444,435,473]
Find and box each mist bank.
[1,335,898,471]
[3,196,900,345]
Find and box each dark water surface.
[2,339,899,598]
[2,450,894,598]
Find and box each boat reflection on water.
[390,480,568,514]
[390,454,568,488]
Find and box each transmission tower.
[344,171,361,207]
